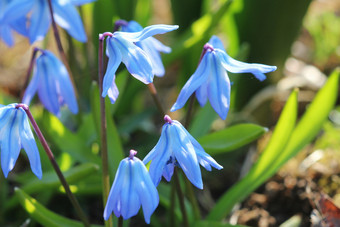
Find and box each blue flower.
[143,115,222,189]
[170,35,277,120]
[101,23,178,104]
[121,20,172,77]
[22,49,78,117]
[104,150,159,224]
[2,0,96,43]
[0,103,42,179]
[0,0,28,46]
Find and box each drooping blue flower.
[171,35,277,120]
[101,24,178,104]
[22,49,78,117]
[143,115,222,189]
[121,20,172,77]
[0,0,28,46]
[0,103,42,179]
[104,150,159,224]
[2,0,96,43]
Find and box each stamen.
[129,149,137,159]
[114,20,128,32]
[203,43,214,52]
[164,115,173,124]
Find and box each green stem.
[118,217,123,227]
[147,83,165,116]
[98,35,113,227]
[173,169,189,227]
[170,182,176,227]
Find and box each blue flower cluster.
[0,8,277,223]
[100,23,275,222]
[1,0,95,44]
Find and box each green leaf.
[164,0,234,65]
[271,68,340,172]
[193,220,248,227]
[41,113,100,165]
[198,123,267,155]
[15,188,103,227]
[5,163,99,209]
[207,89,299,220]
[189,104,217,138]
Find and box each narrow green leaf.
[207,89,298,220]
[272,68,339,172]
[198,124,267,155]
[5,163,99,209]
[15,188,103,227]
[164,0,234,65]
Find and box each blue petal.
[22,68,40,105]
[185,129,223,171]
[216,50,277,81]
[52,0,87,42]
[29,0,50,43]
[121,21,143,32]
[70,0,96,6]
[1,110,21,178]
[162,154,175,182]
[114,24,178,42]
[137,39,166,77]
[170,51,212,112]
[10,17,29,37]
[208,35,226,52]
[195,80,208,107]
[207,53,231,120]
[134,159,159,224]
[114,36,154,84]
[150,37,171,53]
[44,51,78,114]
[143,124,172,186]
[19,108,42,179]
[172,122,203,189]
[36,55,60,116]
[104,159,128,220]
[0,25,14,46]
[120,160,140,220]
[0,106,14,135]
[1,0,33,23]
[102,38,122,98]
[107,78,119,104]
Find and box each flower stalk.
[147,83,165,116]
[15,104,90,227]
[20,47,41,99]
[46,0,77,94]
[98,34,113,227]
[173,169,189,227]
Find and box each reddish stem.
[15,104,90,227]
